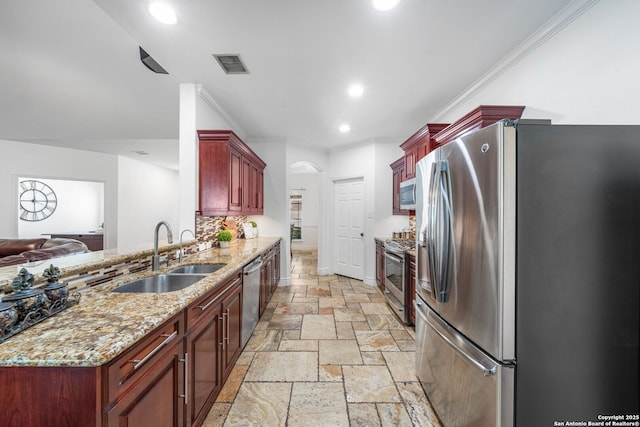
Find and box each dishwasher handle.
[243,258,263,275]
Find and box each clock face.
[19,180,58,222]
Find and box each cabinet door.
[392,164,409,215]
[404,147,416,180]
[221,282,243,379]
[255,168,264,213]
[229,147,242,212]
[259,259,269,316]
[106,342,184,427]
[185,305,223,427]
[241,156,253,213]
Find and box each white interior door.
[334,178,364,280]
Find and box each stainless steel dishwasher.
[241,257,262,347]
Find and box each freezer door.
[415,299,514,427]
[433,122,516,361]
[415,151,438,307]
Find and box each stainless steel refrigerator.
[414,120,640,426]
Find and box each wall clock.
[19,179,58,222]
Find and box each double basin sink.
[112,263,226,293]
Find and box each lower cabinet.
[0,242,280,427]
[185,272,242,427]
[221,279,242,380]
[105,340,185,427]
[259,242,281,316]
[185,299,222,426]
[104,313,185,427]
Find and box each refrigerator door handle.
[427,161,440,300]
[425,309,497,377]
[437,160,454,303]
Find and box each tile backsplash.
[196,215,249,243]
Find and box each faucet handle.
[160,255,170,267]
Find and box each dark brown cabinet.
[185,272,242,427]
[104,313,185,426]
[105,340,185,427]
[399,123,449,180]
[431,105,525,149]
[197,130,266,216]
[221,280,242,380]
[50,232,104,251]
[259,242,281,316]
[375,239,385,291]
[390,157,410,216]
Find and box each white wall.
[18,177,104,238]
[290,173,319,251]
[0,139,180,251]
[287,144,329,274]
[179,84,239,234]
[435,0,640,125]
[0,139,119,249]
[374,141,411,238]
[116,156,179,249]
[327,141,377,284]
[247,139,291,284]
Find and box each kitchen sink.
[168,263,226,275]
[112,274,204,293]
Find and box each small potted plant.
[250,221,258,237]
[217,230,232,248]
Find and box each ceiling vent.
[213,54,249,74]
[139,47,168,74]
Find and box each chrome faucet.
[152,221,174,271]
[179,229,195,263]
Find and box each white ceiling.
[0,0,575,169]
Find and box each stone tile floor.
[202,250,442,426]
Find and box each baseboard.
[317,266,330,276]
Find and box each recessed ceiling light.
[148,2,177,25]
[348,84,364,98]
[339,124,351,133]
[372,0,400,11]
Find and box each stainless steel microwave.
[399,178,416,210]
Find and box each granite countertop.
[0,237,280,368]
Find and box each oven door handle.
[385,251,404,263]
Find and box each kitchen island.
[0,237,281,427]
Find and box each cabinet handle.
[129,331,178,370]
[197,277,241,312]
[224,309,230,344]
[197,296,219,312]
[179,353,188,405]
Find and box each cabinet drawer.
[186,272,242,330]
[105,313,184,404]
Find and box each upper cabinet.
[399,123,449,180]
[197,130,266,216]
[390,157,409,215]
[391,105,525,215]
[431,105,525,149]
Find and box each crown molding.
[196,84,247,138]
[432,0,600,122]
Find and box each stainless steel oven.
[384,244,407,323]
